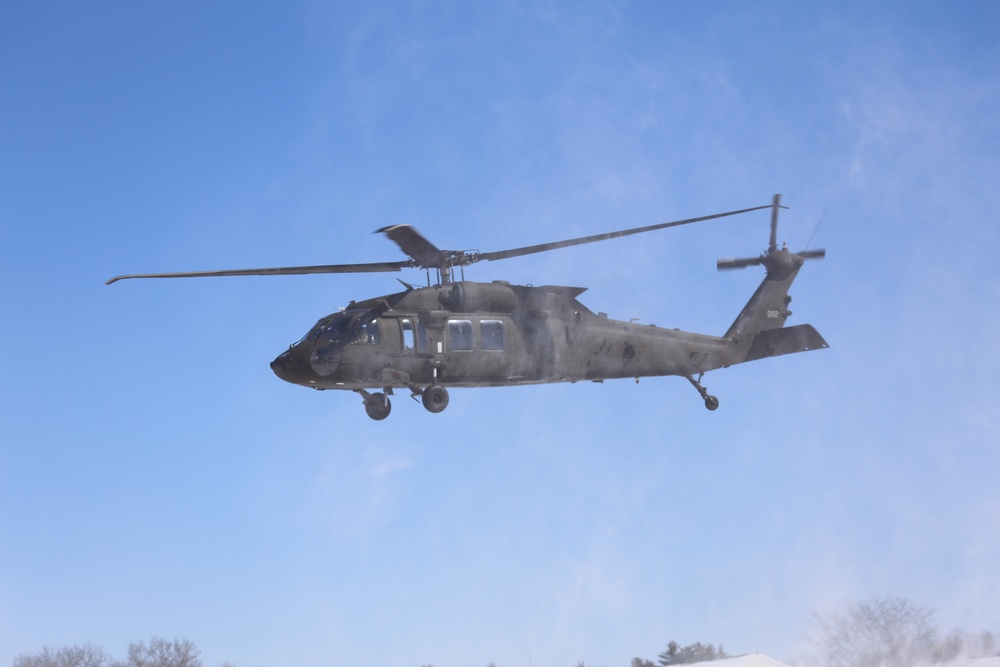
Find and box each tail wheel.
[364,392,392,420]
[421,385,449,414]
[686,374,720,412]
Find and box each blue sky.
[2,2,999,666]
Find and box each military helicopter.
[108,194,827,420]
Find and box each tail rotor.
[717,194,826,276]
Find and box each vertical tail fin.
[724,255,798,342]
[722,254,827,365]
[717,195,828,365]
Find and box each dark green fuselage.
[270,259,826,394]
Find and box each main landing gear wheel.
[421,385,449,414]
[686,374,720,411]
[364,392,392,421]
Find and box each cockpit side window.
[401,319,415,351]
[351,319,381,345]
[417,321,429,352]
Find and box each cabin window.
[448,319,474,351]
[401,319,415,351]
[481,319,505,351]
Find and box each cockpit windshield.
[294,311,380,348]
[318,315,352,344]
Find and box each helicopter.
[107,194,827,420]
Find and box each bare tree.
[13,644,110,667]
[119,638,201,667]
[10,638,244,667]
[931,629,997,662]
[811,596,938,667]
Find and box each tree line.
[627,596,997,667]
[11,637,228,667]
[630,640,728,666]
[13,597,1000,667]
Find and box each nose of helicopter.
[271,346,340,382]
[270,350,298,383]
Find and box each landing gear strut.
[685,374,719,411]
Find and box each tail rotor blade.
[717,256,764,271]
[769,194,781,251]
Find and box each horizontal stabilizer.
[743,324,828,363]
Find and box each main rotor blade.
[375,224,450,267]
[106,260,410,285]
[477,203,777,263]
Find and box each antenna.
[805,211,825,250]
